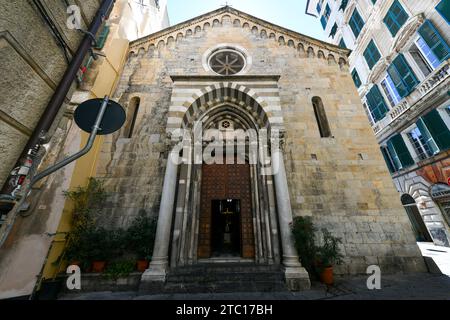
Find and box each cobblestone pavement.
[60,273,450,300]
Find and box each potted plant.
[291,216,319,277]
[315,229,343,285]
[103,260,136,280]
[126,214,157,272]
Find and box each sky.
[166,0,326,42]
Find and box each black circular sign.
[74,98,126,135]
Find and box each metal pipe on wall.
[0,0,116,197]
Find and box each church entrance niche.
[198,161,255,260]
[211,199,241,257]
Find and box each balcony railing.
[372,60,450,135]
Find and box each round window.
[208,49,246,75]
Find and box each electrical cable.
[32,0,73,64]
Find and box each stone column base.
[284,266,311,291]
[139,267,166,292]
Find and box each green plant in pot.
[291,216,318,277]
[315,229,343,285]
[126,214,157,272]
[61,178,107,271]
[103,260,136,280]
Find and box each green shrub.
[103,260,136,280]
[291,216,318,275]
[315,229,344,272]
[125,214,157,260]
[291,217,344,277]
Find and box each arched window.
[401,194,433,242]
[123,97,140,138]
[312,97,332,138]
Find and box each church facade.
[95,7,426,290]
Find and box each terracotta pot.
[320,266,334,285]
[69,260,81,267]
[92,261,106,273]
[137,260,149,272]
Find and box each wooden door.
[198,162,255,259]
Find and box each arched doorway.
[199,159,254,259]
[401,194,433,242]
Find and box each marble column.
[141,149,179,284]
[271,147,311,291]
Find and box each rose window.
[209,50,246,75]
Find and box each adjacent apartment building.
[306,0,450,246]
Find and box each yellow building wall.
[40,38,130,280]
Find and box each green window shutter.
[383,0,409,37]
[418,20,450,62]
[436,0,450,24]
[421,109,450,151]
[365,85,389,122]
[349,9,365,39]
[95,25,110,49]
[351,69,362,88]
[416,118,440,155]
[386,139,402,170]
[363,40,381,70]
[387,54,419,98]
[381,147,396,173]
[388,134,415,169]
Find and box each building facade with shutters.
[306,0,450,247]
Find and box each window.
[363,103,375,126]
[365,85,389,122]
[418,20,450,63]
[416,37,441,70]
[381,146,396,173]
[387,54,419,99]
[339,0,349,11]
[209,49,246,75]
[312,97,332,138]
[406,127,435,161]
[371,0,377,4]
[436,0,450,24]
[351,69,362,88]
[321,4,331,29]
[417,109,450,152]
[317,0,324,14]
[409,42,434,77]
[383,0,409,37]
[329,23,338,38]
[349,9,365,39]
[363,40,381,70]
[339,38,347,49]
[124,97,140,138]
[386,134,415,170]
[380,74,401,107]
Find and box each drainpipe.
[0,0,116,197]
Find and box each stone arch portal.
[142,81,311,291]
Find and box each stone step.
[158,263,289,294]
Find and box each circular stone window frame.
[202,44,252,75]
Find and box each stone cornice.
[170,75,281,82]
[128,6,351,64]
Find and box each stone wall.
[0,0,101,188]
[98,9,426,274]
